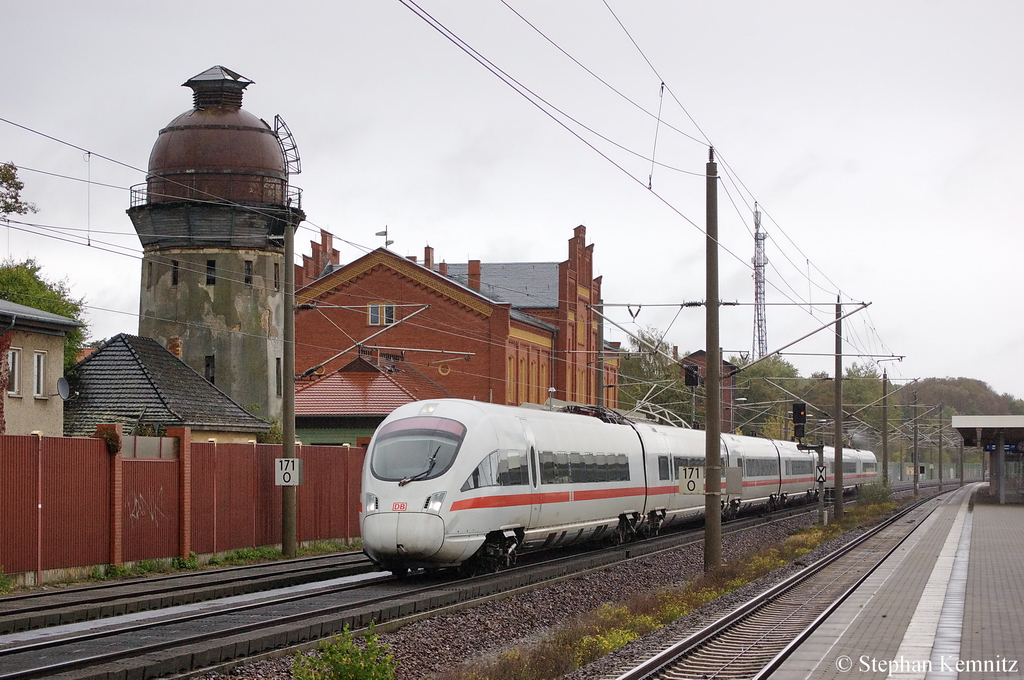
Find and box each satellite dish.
[56,377,70,400]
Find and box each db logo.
[392,502,408,511]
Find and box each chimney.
[468,260,481,290]
[407,255,417,263]
[438,261,448,276]
[424,246,434,270]
[168,337,183,358]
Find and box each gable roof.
[0,299,82,337]
[296,356,452,417]
[444,262,559,309]
[297,248,499,318]
[64,334,270,436]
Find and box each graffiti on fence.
[126,486,170,527]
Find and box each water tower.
[127,66,304,423]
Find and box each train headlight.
[424,491,447,514]
[364,492,379,513]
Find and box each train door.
[519,418,542,528]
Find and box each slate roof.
[444,262,559,309]
[0,299,82,337]
[64,334,270,437]
[295,356,452,417]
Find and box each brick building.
[294,225,618,415]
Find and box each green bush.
[857,483,893,506]
[0,567,13,594]
[294,625,396,680]
[172,552,199,570]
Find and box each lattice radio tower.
[752,205,768,358]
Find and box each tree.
[617,326,693,426]
[728,354,801,438]
[1,162,37,217]
[0,258,88,372]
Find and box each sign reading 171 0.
[275,458,303,486]
[679,466,705,494]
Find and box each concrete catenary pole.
[833,298,844,520]
[913,392,920,496]
[704,147,722,572]
[882,370,889,486]
[282,222,297,558]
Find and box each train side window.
[658,455,670,481]
[507,451,527,485]
[617,454,630,481]
[843,461,857,474]
[863,461,877,473]
[735,458,743,474]
[539,451,556,484]
[569,452,583,483]
[790,459,813,475]
[555,452,570,484]
[461,450,499,491]
[592,453,606,482]
[584,453,598,482]
[530,447,538,487]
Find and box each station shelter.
[953,415,1024,504]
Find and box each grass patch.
[436,500,898,680]
[0,567,13,594]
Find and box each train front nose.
[362,509,446,562]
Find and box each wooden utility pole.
[704,147,722,572]
[282,222,297,558]
[833,298,844,520]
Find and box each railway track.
[608,487,967,680]
[0,551,372,635]
[0,505,822,680]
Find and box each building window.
[172,260,179,287]
[6,347,21,396]
[206,260,216,285]
[204,354,215,384]
[147,261,153,289]
[244,260,253,286]
[33,351,46,398]
[274,262,280,291]
[276,357,283,397]
[368,303,395,326]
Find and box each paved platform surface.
[770,483,1024,680]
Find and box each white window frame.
[368,303,395,326]
[33,350,46,398]
[6,347,21,396]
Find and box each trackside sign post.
[275,458,303,486]
[679,466,705,494]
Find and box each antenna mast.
[752,205,768,358]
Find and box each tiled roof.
[444,262,559,309]
[295,357,452,417]
[64,334,270,436]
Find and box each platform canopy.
[952,415,1024,448]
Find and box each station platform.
[770,482,1024,680]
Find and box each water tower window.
[244,260,253,286]
[274,263,280,291]
[172,260,179,287]
[276,357,283,397]
[206,260,216,285]
[147,261,153,289]
[204,355,215,384]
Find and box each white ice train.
[360,399,878,575]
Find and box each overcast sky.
[3,1,1022,400]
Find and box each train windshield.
[370,416,467,483]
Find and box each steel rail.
[610,491,948,680]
